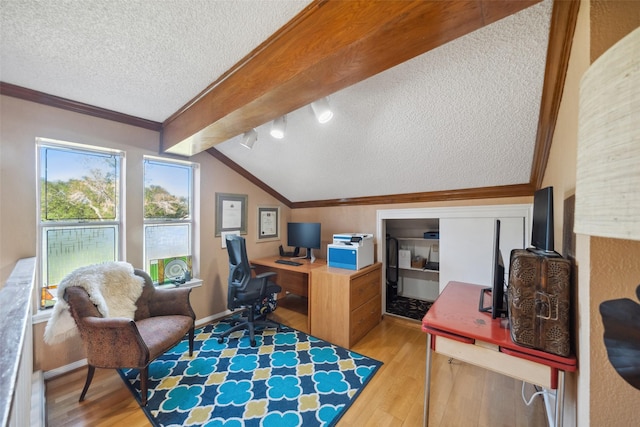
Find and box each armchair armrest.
[80,317,149,368]
[148,287,196,319]
[64,286,101,318]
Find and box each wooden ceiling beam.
[162,0,540,155]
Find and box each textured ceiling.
[0,0,309,121]
[0,0,553,204]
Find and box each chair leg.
[79,365,95,402]
[188,327,195,356]
[140,366,148,406]
[254,318,282,332]
[247,321,256,346]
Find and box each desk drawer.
[350,295,381,345]
[350,267,381,308]
[434,336,553,388]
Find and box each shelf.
[390,265,439,273]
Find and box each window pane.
[41,147,119,221]
[145,224,191,283]
[144,160,191,219]
[145,224,191,261]
[43,225,117,291]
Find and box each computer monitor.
[287,222,321,263]
[479,219,507,318]
[531,186,555,254]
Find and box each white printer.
[327,233,374,270]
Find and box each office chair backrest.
[226,235,252,306]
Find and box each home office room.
[1,1,638,426]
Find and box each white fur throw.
[43,262,144,345]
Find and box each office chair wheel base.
[250,339,256,347]
[218,337,224,344]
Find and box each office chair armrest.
[255,271,277,280]
[254,271,277,296]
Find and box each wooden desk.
[310,262,382,348]
[251,256,326,330]
[422,281,576,427]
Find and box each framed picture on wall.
[215,193,247,236]
[257,206,279,242]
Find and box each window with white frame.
[37,138,123,309]
[143,156,196,285]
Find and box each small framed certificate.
[257,206,280,242]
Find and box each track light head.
[240,128,257,149]
[311,98,333,123]
[270,115,287,139]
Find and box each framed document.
[215,193,247,236]
[257,206,280,242]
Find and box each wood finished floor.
[46,295,547,426]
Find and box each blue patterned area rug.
[119,320,382,427]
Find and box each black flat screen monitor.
[287,222,321,262]
[531,186,555,254]
[479,219,507,318]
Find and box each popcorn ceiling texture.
[1,0,552,203]
[0,0,308,121]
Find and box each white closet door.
[439,216,525,293]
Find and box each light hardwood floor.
[46,295,547,426]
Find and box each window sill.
[33,309,54,324]
[156,278,203,290]
[33,278,203,324]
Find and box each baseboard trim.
[44,358,88,380]
[196,310,233,327]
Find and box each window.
[37,138,123,309]
[143,156,196,284]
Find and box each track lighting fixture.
[311,97,333,123]
[270,115,287,139]
[240,128,257,149]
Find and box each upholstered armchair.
[63,268,195,406]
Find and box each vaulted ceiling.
[0,0,579,208]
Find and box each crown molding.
[0,82,162,132]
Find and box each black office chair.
[217,234,282,346]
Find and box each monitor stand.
[293,248,316,263]
[308,248,316,263]
[478,287,507,318]
[478,287,493,313]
